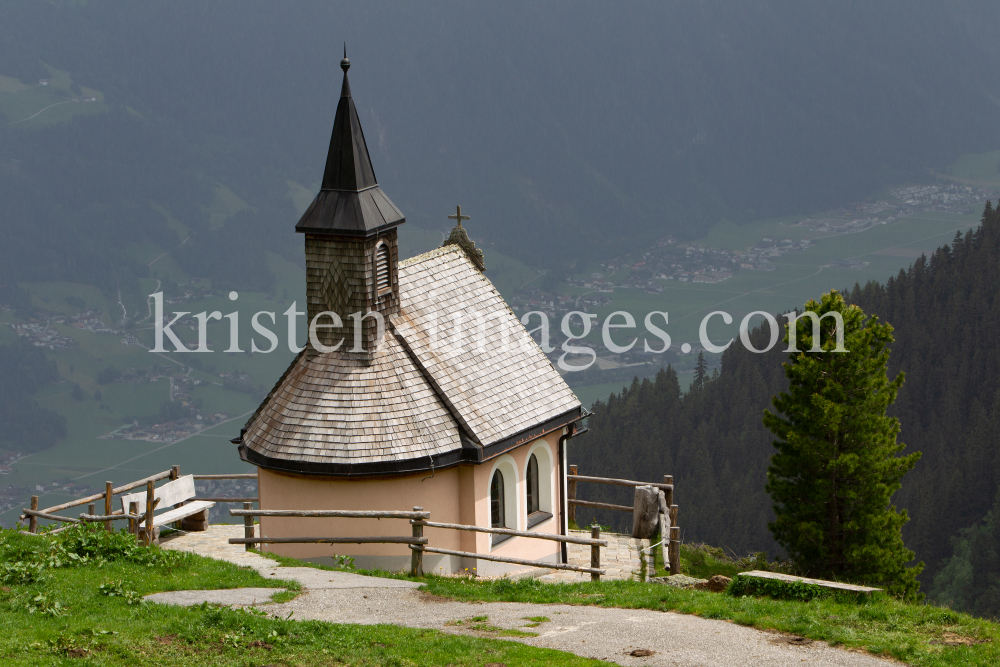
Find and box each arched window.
[526,454,540,515]
[490,470,505,529]
[374,242,391,295]
[525,444,554,529]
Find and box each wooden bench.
[736,570,882,594]
[120,475,214,543]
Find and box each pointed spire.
[321,46,376,191]
[296,52,405,237]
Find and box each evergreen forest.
[573,202,1000,616]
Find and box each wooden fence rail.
[229,536,428,545]
[412,546,605,577]
[230,509,429,519]
[227,507,428,557]
[414,520,608,546]
[567,475,674,492]
[568,499,633,513]
[409,517,608,579]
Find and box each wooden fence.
[20,465,259,534]
[226,507,431,575]
[409,515,608,580]
[20,465,670,579]
[228,506,610,580]
[567,466,680,575]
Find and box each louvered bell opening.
[375,243,391,294]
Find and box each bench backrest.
[121,475,196,515]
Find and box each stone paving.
[539,530,650,583]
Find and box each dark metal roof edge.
[479,407,585,462]
[295,219,405,237]
[238,442,470,478]
[320,185,381,194]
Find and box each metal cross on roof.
[448,205,470,228]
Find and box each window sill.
[527,511,553,529]
[491,532,513,548]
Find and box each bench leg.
[179,509,210,532]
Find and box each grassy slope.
[0,529,608,667]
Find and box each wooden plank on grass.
[737,570,881,594]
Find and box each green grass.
[0,527,609,667]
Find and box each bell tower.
[295,51,405,356]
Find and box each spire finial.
[341,43,350,73]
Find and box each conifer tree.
[693,351,708,390]
[763,290,923,599]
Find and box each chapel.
[233,54,585,575]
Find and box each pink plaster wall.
[256,429,566,574]
[258,466,464,561]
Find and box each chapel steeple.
[295,49,404,236]
[295,52,405,355]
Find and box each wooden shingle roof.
[239,245,582,477]
[239,330,464,476]
[395,246,581,448]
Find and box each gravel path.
[154,526,902,667]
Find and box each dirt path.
[155,526,902,667]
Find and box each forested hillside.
[573,202,1000,613]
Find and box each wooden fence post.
[632,485,659,538]
[243,502,254,552]
[669,525,681,575]
[663,475,673,508]
[591,525,601,582]
[29,496,37,534]
[411,506,424,577]
[144,480,155,546]
[170,465,182,530]
[128,501,138,537]
[567,465,578,525]
[88,503,96,519]
[104,481,113,532]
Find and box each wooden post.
[657,490,669,572]
[668,504,679,575]
[590,525,601,582]
[567,465,578,525]
[410,506,424,577]
[170,465,182,530]
[243,502,254,552]
[663,475,673,508]
[88,503,96,519]
[29,496,37,534]
[669,525,681,575]
[128,501,138,537]
[645,539,655,580]
[632,485,659,538]
[104,481,113,532]
[144,480,155,546]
